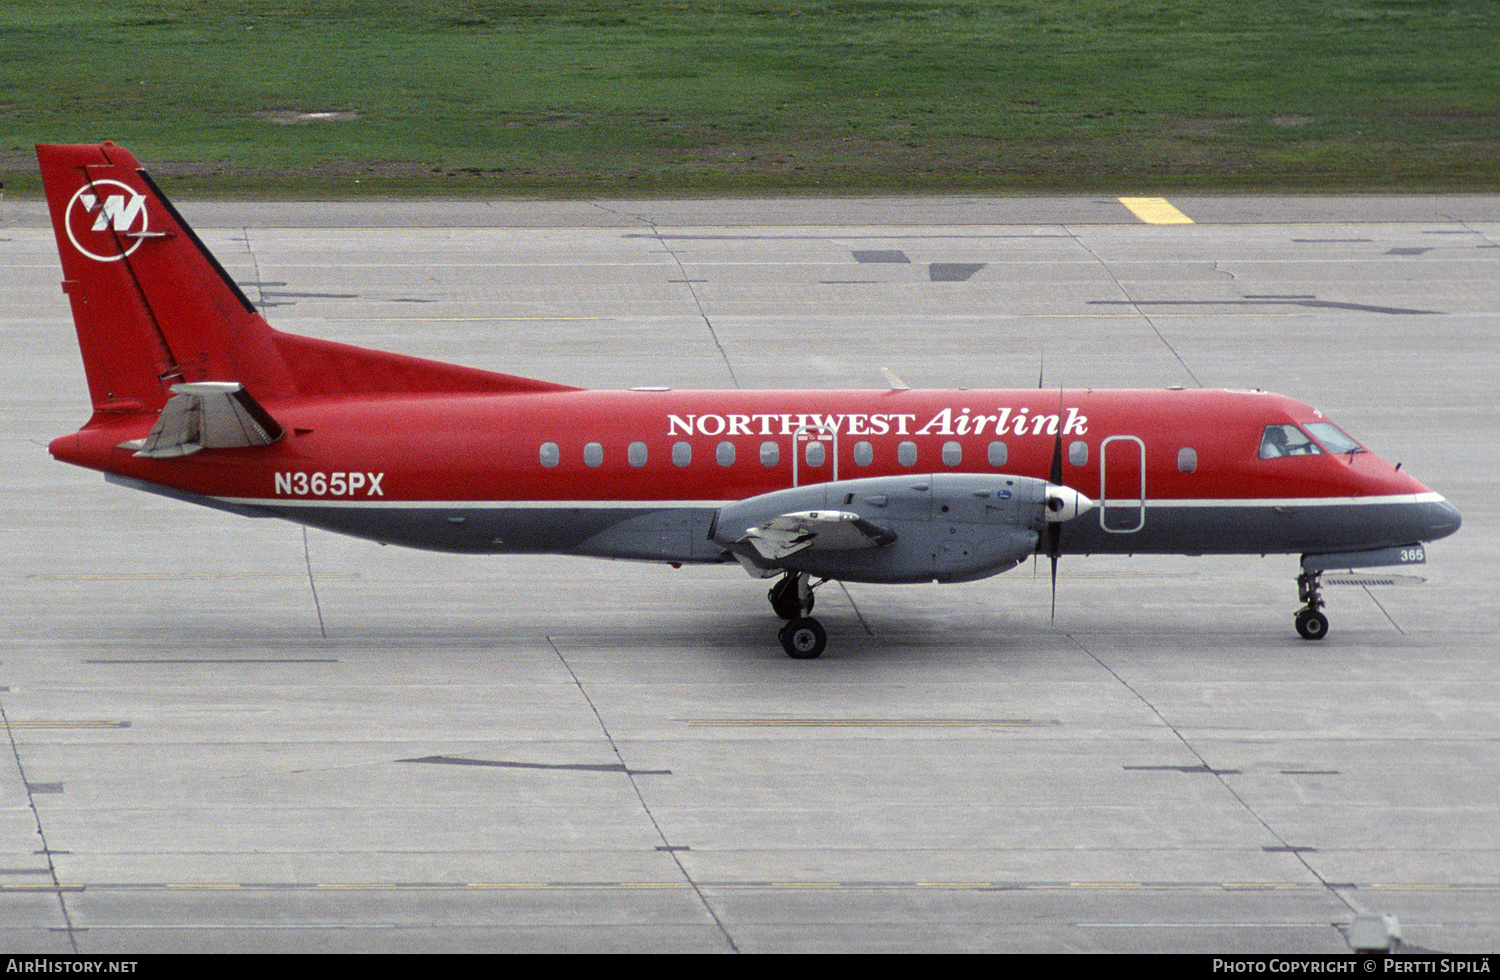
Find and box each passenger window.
[1177,447,1197,474]
[987,440,1007,466]
[1069,440,1088,466]
[672,441,691,467]
[716,441,735,467]
[854,440,874,466]
[540,442,560,468]
[584,442,603,468]
[804,441,826,467]
[942,440,962,466]
[760,441,779,467]
[1259,424,1322,459]
[628,441,647,467]
[898,441,917,466]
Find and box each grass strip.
[2,0,1497,196]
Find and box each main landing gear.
[1295,568,1330,640]
[769,571,826,659]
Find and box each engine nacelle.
[714,473,1093,584]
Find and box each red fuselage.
[51,385,1456,564]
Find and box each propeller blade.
[1049,427,1063,487]
[1048,385,1064,621]
[1049,544,1059,623]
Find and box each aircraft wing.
[123,382,284,458]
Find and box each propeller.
[1047,421,1064,621]
[1041,384,1095,621]
[1037,367,1093,622]
[1037,357,1060,619]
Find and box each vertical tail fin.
[38,142,294,413]
[38,142,578,417]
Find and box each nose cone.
[1399,470,1461,542]
[1045,484,1095,522]
[1356,455,1461,544]
[1421,494,1462,542]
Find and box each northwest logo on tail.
[64,180,150,262]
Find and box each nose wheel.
[769,572,826,658]
[779,617,827,659]
[1295,606,1329,640]
[1296,569,1329,640]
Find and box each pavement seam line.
[1062,631,1361,923]
[0,696,78,951]
[545,635,741,953]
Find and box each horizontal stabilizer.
[740,510,897,562]
[123,382,283,458]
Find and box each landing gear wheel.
[1295,608,1329,641]
[779,617,827,659]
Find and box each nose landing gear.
[1294,545,1433,641]
[1295,568,1329,640]
[769,572,826,658]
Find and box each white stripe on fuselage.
[217,492,1446,511]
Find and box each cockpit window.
[1304,422,1365,455]
[1259,424,1323,459]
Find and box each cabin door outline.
[1099,434,1146,533]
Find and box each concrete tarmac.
[1,193,1496,953]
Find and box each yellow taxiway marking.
[164,883,245,890]
[325,316,609,322]
[96,880,1500,892]
[0,721,128,729]
[63,880,1500,896]
[1039,312,1297,318]
[681,718,1047,727]
[31,573,355,581]
[1118,197,1195,225]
